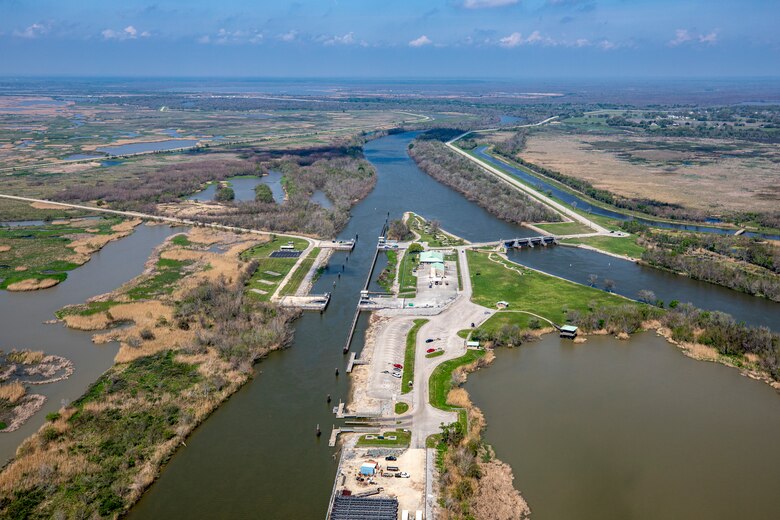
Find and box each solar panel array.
[269,250,302,258]
[330,496,398,520]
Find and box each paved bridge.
[503,235,558,249]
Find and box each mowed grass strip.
[467,250,627,326]
[356,429,411,448]
[402,319,428,394]
[562,235,646,258]
[428,349,486,433]
[279,247,320,296]
[534,221,594,235]
[398,248,419,298]
[241,237,310,301]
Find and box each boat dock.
[277,293,331,311]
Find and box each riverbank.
[0,217,142,291]
[0,228,298,517]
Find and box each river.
[0,224,179,462]
[13,132,773,518]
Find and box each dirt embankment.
[6,278,60,291]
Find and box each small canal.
[473,146,780,240]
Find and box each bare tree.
[604,279,616,292]
[587,274,598,287]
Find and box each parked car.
[385,456,397,461]
[425,338,434,343]
[398,472,410,478]
[426,348,435,353]
[391,372,401,379]
[393,363,403,369]
[387,466,399,471]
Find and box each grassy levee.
[402,319,428,394]
[241,236,310,301]
[534,221,594,235]
[279,247,320,296]
[476,147,757,234]
[398,248,419,298]
[562,235,646,258]
[377,249,398,293]
[468,250,629,328]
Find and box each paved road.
[445,130,609,235]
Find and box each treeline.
[606,116,780,144]
[492,130,527,158]
[54,157,257,211]
[567,302,780,380]
[641,228,780,273]
[409,139,560,225]
[622,223,780,301]
[641,248,780,302]
[490,148,711,222]
[198,157,375,237]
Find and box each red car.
[426,348,435,354]
[393,363,403,369]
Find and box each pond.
[467,333,780,520]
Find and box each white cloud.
[698,31,718,44]
[409,35,432,47]
[280,30,297,42]
[598,39,616,50]
[102,25,149,40]
[324,32,355,46]
[499,32,524,48]
[463,0,518,9]
[526,30,543,44]
[669,28,718,47]
[498,30,554,47]
[574,38,590,47]
[669,29,692,46]
[13,23,48,39]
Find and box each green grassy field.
[408,213,465,247]
[562,235,646,258]
[279,247,320,296]
[534,221,594,235]
[398,248,419,298]
[377,249,398,292]
[428,349,486,433]
[394,402,409,414]
[241,237,310,301]
[127,258,191,300]
[468,250,629,326]
[402,319,428,395]
[356,429,411,448]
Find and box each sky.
[0,0,778,78]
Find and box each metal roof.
[331,496,399,520]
